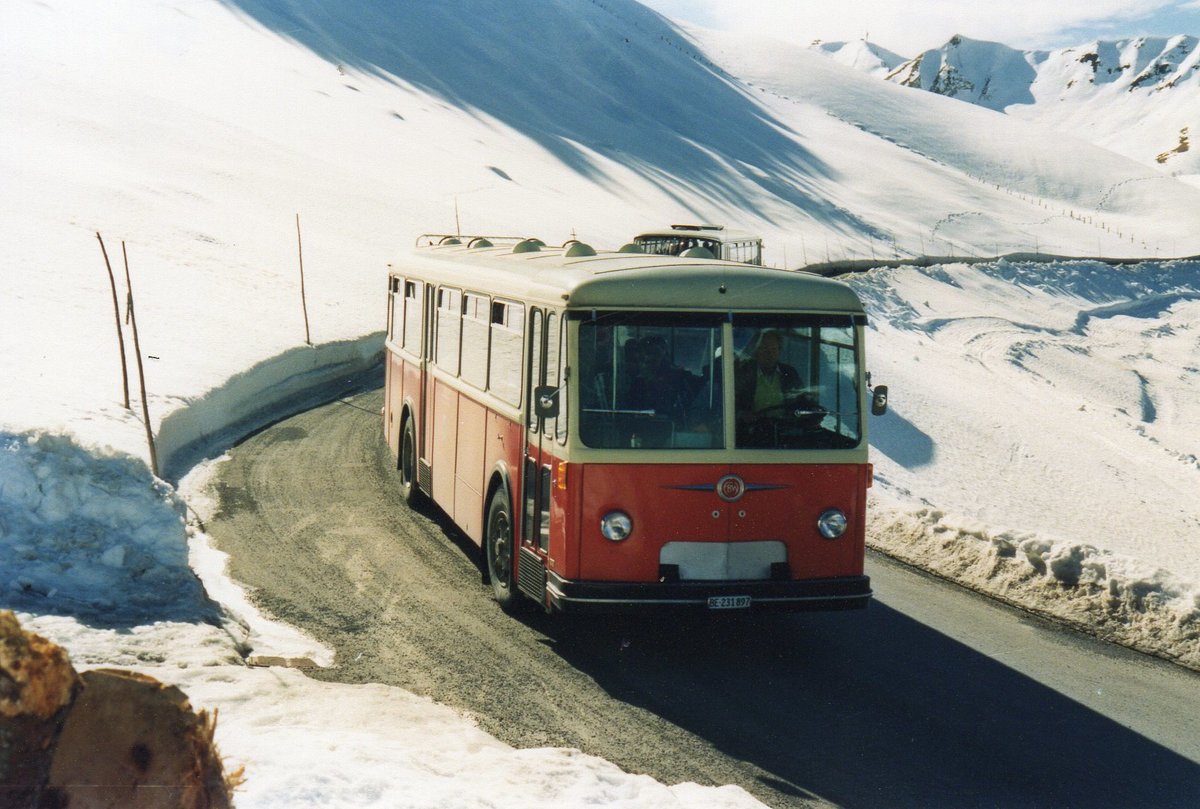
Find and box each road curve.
[203,388,1200,808]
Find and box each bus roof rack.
[415,233,531,248]
[513,238,545,253]
[563,240,597,257]
[671,223,724,231]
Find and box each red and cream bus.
[383,233,886,613]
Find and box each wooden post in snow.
[95,233,131,410]
[296,213,312,346]
[122,242,159,478]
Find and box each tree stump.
[0,611,236,809]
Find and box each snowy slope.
[873,35,1200,175]
[688,25,1200,261]
[848,260,1200,667]
[4,0,1200,803]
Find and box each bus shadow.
[535,604,1200,808]
[868,406,935,469]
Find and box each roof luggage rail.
[415,233,531,248]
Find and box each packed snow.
[848,259,1200,667]
[3,0,1200,805]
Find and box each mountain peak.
[883,36,1035,110]
[817,31,1200,172]
[811,38,906,76]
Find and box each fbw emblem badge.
[716,474,746,502]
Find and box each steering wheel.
[757,398,826,427]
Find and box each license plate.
[707,595,751,610]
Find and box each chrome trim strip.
[546,583,870,607]
[663,482,788,492]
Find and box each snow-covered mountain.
[884,35,1037,110]
[811,38,907,77]
[874,35,1200,174]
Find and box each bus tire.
[485,487,521,612]
[399,417,423,507]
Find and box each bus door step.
[517,546,547,604]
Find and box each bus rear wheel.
[485,487,520,612]
[399,417,423,506]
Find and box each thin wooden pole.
[296,213,312,346]
[95,232,131,410]
[122,242,159,478]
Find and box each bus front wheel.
[399,417,423,506]
[485,488,520,612]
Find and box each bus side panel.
[453,396,487,544]
[548,450,571,576]
[431,379,458,511]
[402,355,423,442]
[383,351,403,461]
[486,410,523,536]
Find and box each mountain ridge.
[814,33,1200,173]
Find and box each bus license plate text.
[707,595,751,610]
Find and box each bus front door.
[519,308,554,603]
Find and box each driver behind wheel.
[735,330,802,417]
[735,329,825,447]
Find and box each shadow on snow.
[218,0,874,230]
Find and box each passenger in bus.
[580,327,617,410]
[624,335,702,421]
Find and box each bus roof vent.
[512,238,545,254]
[680,245,716,259]
[467,237,494,249]
[671,223,723,232]
[563,240,597,257]
[617,242,645,253]
[439,236,462,245]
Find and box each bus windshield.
[579,313,724,449]
[733,316,861,450]
[577,313,862,451]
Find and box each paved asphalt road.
[203,388,1200,808]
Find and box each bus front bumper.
[546,572,871,614]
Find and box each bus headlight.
[600,511,633,542]
[817,509,848,539]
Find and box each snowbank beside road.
[849,259,1200,669]
[2,426,767,809]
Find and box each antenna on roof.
[454,197,461,237]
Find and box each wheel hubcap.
[491,510,511,586]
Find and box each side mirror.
[534,385,560,419]
[870,384,889,416]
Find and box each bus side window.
[489,300,523,406]
[435,287,461,375]
[544,312,563,441]
[527,308,544,431]
[556,314,568,444]
[389,277,403,344]
[461,292,489,389]
[403,280,422,355]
